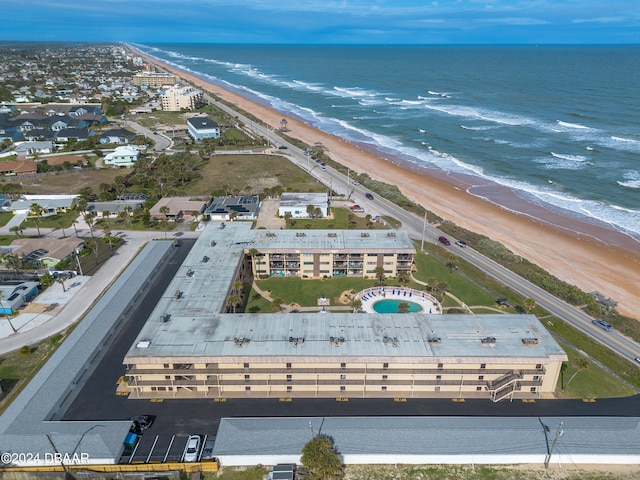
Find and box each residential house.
[0,282,39,315]
[103,145,140,167]
[10,237,85,269]
[0,159,37,177]
[278,192,329,218]
[14,141,54,156]
[205,195,260,221]
[187,116,220,141]
[99,128,137,145]
[55,128,90,143]
[149,197,207,221]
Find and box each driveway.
[255,198,285,229]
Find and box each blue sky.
[3,0,639,44]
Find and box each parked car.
[456,240,467,248]
[438,236,451,246]
[201,440,215,461]
[592,320,613,332]
[184,435,201,462]
[365,193,374,200]
[635,357,640,365]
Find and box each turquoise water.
[373,299,423,314]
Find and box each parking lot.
[122,433,212,464]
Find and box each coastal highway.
[201,93,640,368]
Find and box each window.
[243,362,249,369]
[165,375,171,380]
[286,362,292,369]
[381,386,387,391]
[435,386,440,392]
[478,375,484,380]
[244,374,250,380]
[536,364,542,370]
[286,375,292,382]
[476,387,482,391]
[163,364,170,369]
[437,363,443,369]
[480,363,486,369]
[341,363,346,368]
[287,386,292,392]
[533,375,540,381]
[340,374,346,380]
[245,386,251,391]
[340,386,346,392]
[436,375,441,381]
[383,363,389,369]
[530,387,537,393]
[382,375,388,380]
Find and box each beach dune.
[129,46,640,320]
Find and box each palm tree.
[232,280,243,296]
[524,298,536,313]
[56,276,67,292]
[565,357,590,387]
[397,302,410,314]
[84,211,96,240]
[30,203,43,237]
[271,297,285,313]
[373,266,385,286]
[57,221,67,238]
[0,290,17,333]
[446,254,458,273]
[159,205,170,239]
[9,225,22,238]
[397,271,409,287]
[102,211,111,229]
[301,435,344,480]
[350,298,362,313]
[226,294,241,313]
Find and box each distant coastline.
[125,43,640,318]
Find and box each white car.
[184,435,201,462]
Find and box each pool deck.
[357,286,442,314]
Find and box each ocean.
[133,44,640,240]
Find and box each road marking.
[279,397,292,402]
[336,397,349,402]
[582,398,597,403]
[522,398,536,403]
[452,398,465,403]
[394,398,407,403]
[214,398,227,403]
[150,398,164,403]
[116,391,129,396]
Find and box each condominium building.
[160,86,204,111]
[122,222,567,402]
[249,229,415,279]
[132,72,177,88]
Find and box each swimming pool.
[373,299,423,314]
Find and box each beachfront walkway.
[357,286,442,314]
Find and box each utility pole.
[544,421,564,468]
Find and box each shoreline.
[127,45,640,319]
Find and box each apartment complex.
[160,85,204,111]
[250,229,415,279]
[122,222,567,402]
[132,72,177,88]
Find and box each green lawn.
[204,466,268,480]
[20,210,79,230]
[0,211,13,227]
[556,340,636,399]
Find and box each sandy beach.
[129,46,640,319]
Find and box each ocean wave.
[424,103,535,127]
[617,180,640,189]
[461,124,498,131]
[426,91,450,98]
[556,120,593,130]
[550,152,587,162]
